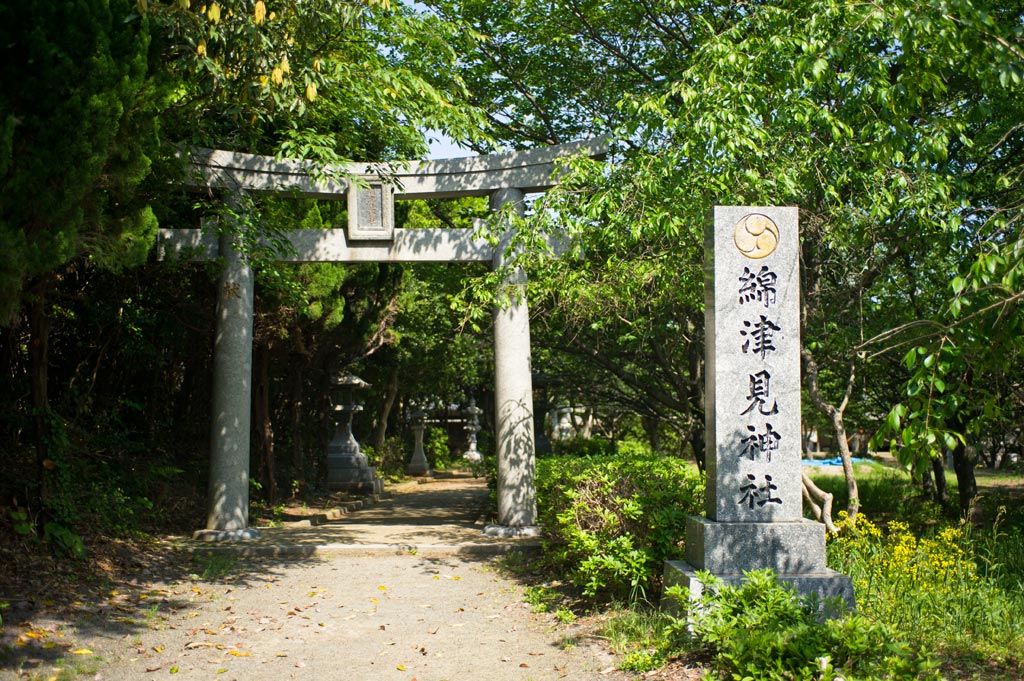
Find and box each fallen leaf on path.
[71,648,93,655]
[227,650,250,657]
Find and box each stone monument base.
[483,524,541,538]
[193,528,263,542]
[663,560,854,616]
[328,479,385,495]
[665,515,854,616]
[405,460,433,477]
[327,456,385,495]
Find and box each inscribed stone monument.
[665,206,854,608]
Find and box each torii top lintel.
[187,137,607,200]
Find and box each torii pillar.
[487,188,539,535]
[202,225,261,540]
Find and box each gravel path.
[66,552,625,681]
[3,479,632,681]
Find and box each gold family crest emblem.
[733,213,779,259]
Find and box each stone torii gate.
[159,139,605,540]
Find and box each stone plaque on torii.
[159,139,605,541]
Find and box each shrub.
[363,436,406,480]
[425,426,451,470]
[549,436,615,458]
[535,453,704,601]
[666,569,940,681]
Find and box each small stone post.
[664,206,853,609]
[487,188,539,536]
[406,409,432,477]
[196,226,261,540]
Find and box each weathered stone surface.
[684,516,826,574]
[158,227,494,263]
[184,137,607,199]
[192,528,263,541]
[668,206,853,615]
[326,404,384,495]
[705,207,802,522]
[406,412,432,477]
[491,188,537,528]
[205,232,256,533]
[347,182,395,240]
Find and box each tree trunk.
[919,459,935,499]
[642,415,660,453]
[827,408,860,520]
[946,412,977,518]
[803,350,861,522]
[371,366,400,454]
[28,288,52,514]
[253,341,276,504]
[951,440,977,519]
[931,455,949,505]
[288,354,306,496]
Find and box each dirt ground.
[2,552,628,680]
[0,478,707,680]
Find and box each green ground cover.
[526,447,1024,680]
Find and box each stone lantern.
[462,398,483,464]
[326,372,383,494]
[405,409,432,477]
